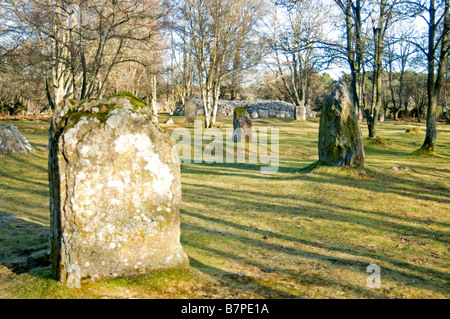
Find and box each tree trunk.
[421,96,437,151]
[367,113,378,139]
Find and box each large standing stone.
[49,95,189,285]
[318,83,365,167]
[0,124,35,154]
[378,111,385,122]
[295,106,306,121]
[233,107,253,142]
[184,97,196,123]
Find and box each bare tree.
[268,0,332,107]
[365,0,399,138]
[333,0,369,114]
[179,0,264,127]
[5,0,168,110]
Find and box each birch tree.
[409,0,450,153]
[269,0,331,107]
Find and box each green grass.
[0,117,449,299]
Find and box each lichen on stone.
[49,93,189,285]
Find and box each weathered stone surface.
[378,111,385,122]
[294,106,306,121]
[184,97,196,123]
[49,95,188,284]
[0,124,35,154]
[173,99,298,118]
[233,107,253,142]
[318,83,365,167]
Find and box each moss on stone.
[107,92,147,110]
[234,107,248,118]
[58,92,151,135]
[60,105,116,133]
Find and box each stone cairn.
[173,99,301,119]
[0,124,35,154]
[49,95,189,285]
[318,83,365,168]
[184,97,196,123]
[233,107,253,142]
[294,106,307,121]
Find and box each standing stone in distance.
[294,106,306,121]
[184,97,196,123]
[378,111,385,122]
[0,124,35,154]
[164,117,174,124]
[318,83,365,167]
[233,107,253,142]
[49,95,189,285]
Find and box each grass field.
[0,116,449,299]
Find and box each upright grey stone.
[295,106,306,121]
[0,124,35,154]
[233,107,253,142]
[184,97,196,123]
[49,96,189,285]
[318,83,365,167]
[378,111,385,122]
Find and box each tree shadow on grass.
[181,162,302,180]
[180,182,450,296]
[188,257,299,298]
[181,218,427,298]
[0,211,50,276]
[183,182,450,240]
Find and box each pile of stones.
[173,99,316,119]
